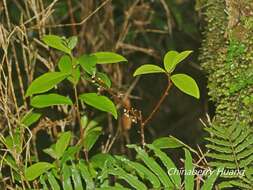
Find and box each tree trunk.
[200,0,253,188]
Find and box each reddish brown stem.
[140,78,172,146]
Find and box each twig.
[142,78,172,126]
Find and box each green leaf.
[84,126,102,151]
[127,145,174,188]
[79,54,97,75]
[79,93,117,119]
[152,137,183,149]
[164,50,192,73]
[108,167,147,190]
[62,164,73,190]
[96,72,111,88]
[21,110,41,127]
[201,169,221,190]
[67,36,78,50]
[133,64,166,76]
[71,164,83,190]
[42,35,71,54]
[184,148,194,190]
[43,147,58,159]
[58,55,72,74]
[93,52,127,64]
[47,172,60,190]
[31,94,73,108]
[171,74,200,99]
[78,160,95,189]
[25,162,54,181]
[163,51,178,72]
[25,72,69,97]
[55,131,72,159]
[147,144,181,188]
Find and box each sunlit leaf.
[42,35,71,54]
[171,74,200,99]
[93,52,127,64]
[31,93,73,108]
[58,55,72,74]
[25,72,69,97]
[164,50,192,72]
[79,93,117,119]
[133,64,166,76]
[25,162,54,181]
[55,131,72,159]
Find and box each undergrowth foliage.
[0,34,219,189]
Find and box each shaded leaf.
[184,148,194,190]
[84,126,102,151]
[21,110,41,127]
[152,137,183,149]
[79,54,97,75]
[96,72,111,88]
[67,36,78,50]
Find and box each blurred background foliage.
[0,0,208,158]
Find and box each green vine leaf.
[171,74,200,99]
[42,35,71,54]
[164,50,192,72]
[25,72,69,97]
[79,93,117,119]
[133,64,166,76]
[31,93,73,108]
[92,52,127,64]
[152,137,183,149]
[25,162,54,181]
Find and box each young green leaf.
[25,162,54,181]
[43,147,58,159]
[79,93,117,119]
[164,50,192,73]
[31,93,73,108]
[55,131,72,159]
[67,36,78,50]
[58,55,72,74]
[96,72,111,88]
[171,74,200,99]
[133,64,166,76]
[25,72,69,97]
[92,52,127,64]
[78,160,95,189]
[21,110,41,127]
[184,148,194,190]
[152,137,183,149]
[163,51,178,72]
[42,35,71,54]
[79,54,97,75]
[71,164,83,190]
